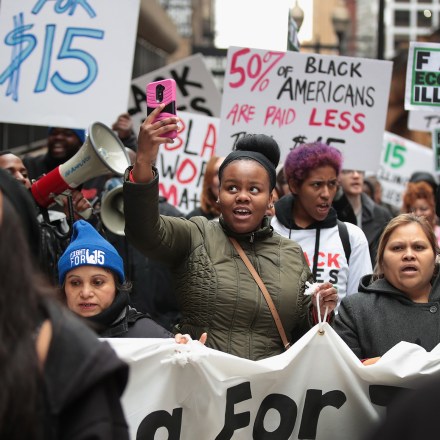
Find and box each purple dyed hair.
[284,142,343,187]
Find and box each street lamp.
[291,0,304,31]
[331,0,350,55]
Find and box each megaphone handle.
[54,193,93,221]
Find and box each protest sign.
[0,0,140,129]
[405,41,440,111]
[408,109,440,132]
[216,46,392,170]
[377,131,436,208]
[156,111,219,215]
[128,53,222,134]
[108,324,440,440]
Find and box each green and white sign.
[405,41,440,110]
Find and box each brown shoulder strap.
[229,237,291,350]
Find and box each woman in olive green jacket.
[123,105,338,361]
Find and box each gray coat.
[334,273,440,359]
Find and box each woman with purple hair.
[271,142,372,307]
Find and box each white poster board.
[157,111,219,215]
[217,46,393,170]
[108,324,440,440]
[0,0,140,129]
[377,131,436,208]
[128,54,222,134]
[405,41,440,111]
[408,109,440,132]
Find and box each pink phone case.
[146,79,177,139]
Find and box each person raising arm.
[123,106,337,361]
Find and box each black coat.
[333,192,392,266]
[42,300,129,439]
[86,291,173,338]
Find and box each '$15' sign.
[0,0,103,101]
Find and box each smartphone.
[146,78,177,139]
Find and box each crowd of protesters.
[2,102,440,436]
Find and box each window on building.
[394,10,410,26]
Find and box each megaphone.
[100,182,125,235]
[31,122,130,214]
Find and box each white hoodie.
[271,194,372,307]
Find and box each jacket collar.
[219,215,273,242]
[359,272,440,302]
[275,193,338,230]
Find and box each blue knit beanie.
[48,127,86,143]
[58,220,124,285]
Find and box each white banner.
[377,131,436,208]
[405,41,440,111]
[128,54,222,135]
[108,324,440,440]
[156,111,219,215]
[0,0,140,129]
[217,46,393,170]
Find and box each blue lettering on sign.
[64,155,90,177]
[0,13,36,101]
[32,0,97,18]
[0,0,103,101]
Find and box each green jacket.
[123,174,314,360]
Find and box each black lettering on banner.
[329,269,339,284]
[136,408,183,439]
[253,394,297,439]
[277,77,294,100]
[215,382,252,440]
[231,132,249,148]
[128,84,146,115]
[190,97,214,116]
[183,119,197,155]
[315,267,325,283]
[298,389,346,439]
[160,153,180,180]
[305,56,317,74]
[177,98,213,116]
[179,188,189,211]
[197,160,208,187]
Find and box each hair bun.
[236,134,280,168]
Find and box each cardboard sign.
[128,53,222,134]
[0,0,140,129]
[108,324,440,439]
[156,111,219,215]
[405,41,440,111]
[217,46,393,170]
[378,131,436,208]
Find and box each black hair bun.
[235,134,280,168]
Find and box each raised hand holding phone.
[133,104,179,184]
